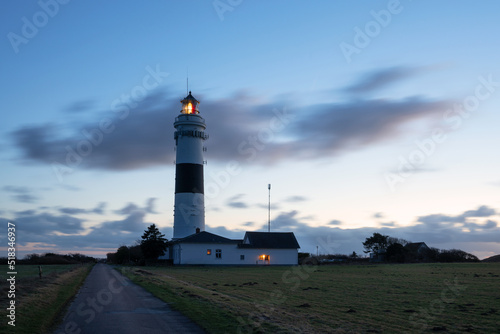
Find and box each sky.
[1,0,500,259]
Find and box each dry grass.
[0,264,92,334]
[120,263,500,333]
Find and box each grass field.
[0,264,93,334]
[119,263,500,333]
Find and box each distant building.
[163,92,300,265]
[404,242,430,261]
[369,248,386,262]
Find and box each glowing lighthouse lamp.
[173,91,208,239]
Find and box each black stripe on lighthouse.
[175,163,204,194]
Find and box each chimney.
[196,227,200,234]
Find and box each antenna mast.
[268,184,271,232]
[186,67,189,95]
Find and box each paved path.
[54,263,205,334]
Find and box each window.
[207,249,211,255]
[216,249,222,258]
[259,254,270,261]
[240,255,245,260]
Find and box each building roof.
[171,231,300,249]
[173,231,240,244]
[404,242,429,252]
[239,232,300,249]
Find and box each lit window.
[216,249,222,258]
[240,255,245,260]
[207,249,211,255]
[259,254,270,261]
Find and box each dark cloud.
[63,99,96,113]
[373,212,384,219]
[114,198,157,215]
[0,200,157,253]
[13,193,38,203]
[343,66,422,94]
[59,207,88,215]
[417,205,496,226]
[284,195,308,203]
[484,220,498,229]
[12,212,85,242]
[257,205,500,257]
[379,221,396,227]
[328,219,342,226]
[2,185,39,203]
[226,194,249,209]
[58,202,107,215]
[3,185,30,193]
[10,72,453,172]
[16,209,37,216]
[92,202,107,214]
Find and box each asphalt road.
[54,263,205,334]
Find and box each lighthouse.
[173,91,208,239]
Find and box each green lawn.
[119,263,500,333]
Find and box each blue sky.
[1,0,500,259]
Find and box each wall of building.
[172,243,298,265]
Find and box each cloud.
[91,202,107,215]
[13,194,39,203]
[328,219,342,226]
[0,200,157,253]
[59,207,88,215]
[11,212,86,245]
[255,203,280,210]
[114,198,156,215]
[343,66,423,95]
[226,194,249,209]
[58,202,107,215]
[10,71,454,172]
[254,205,500,257]
[417,205,497,226]
[484,220,498,229]
[2,185,39,203]
[63,99,96,113]
[373,212,384,219]
[284,195,308,203]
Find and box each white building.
[165,231,300,265]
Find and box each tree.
[140,224,168,260]
[115,245,130,264]
[386,243,405,263]
[362,233,389,254]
